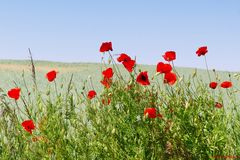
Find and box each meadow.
[0,45,240,159]
[0,60,236,92]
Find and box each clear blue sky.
[0,0,240,71]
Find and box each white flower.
[115,103,123,110]
[136,115,141,121]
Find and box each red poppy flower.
[21,120,35,134]
[220,81,232,88]
[102,98,111,105]
[46,70,57,82]
[8,88,21,100]
[156,62,172,74]
[144,108,157,118]
[100,42,113,52]
[117,53,135,72]
[102,68,113,79]
[164,72,177,85]
[196,46,208,57]
[122,59,135,72]
[100,77,112,88]
[144,108,162,119]
[215,102,223,109]
[209,82,218,89]
[136,71,150,86]
[87,90,97,99]
[117,53,131,62]
[162,51,176,62]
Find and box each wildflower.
[162,51,176,61]
[21,120,35,134]
[102,98,111,105]
[102,68,114,79]
[117,53,135,72]
[8,88,21,100]
[100,42,113,52]
[144,108,162,119]
[196,46,208,56]
[117,53,131,62]
[136,115,141,121]
[46,70,57,82]
[220,81,232,88]
[164,72,177,85]
[144,108,157,118]
[87,90,97,99]
[136,71,150,86]
[122,60,135,72]
[100,77,112,88]
[156,62,172,73]
[209,82,218,89]
[215,102,223,108]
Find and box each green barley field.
[0,60,237,91]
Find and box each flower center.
[141,75,146,81]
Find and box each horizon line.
[0,58,238,73]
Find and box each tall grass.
[0,50,240,159]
